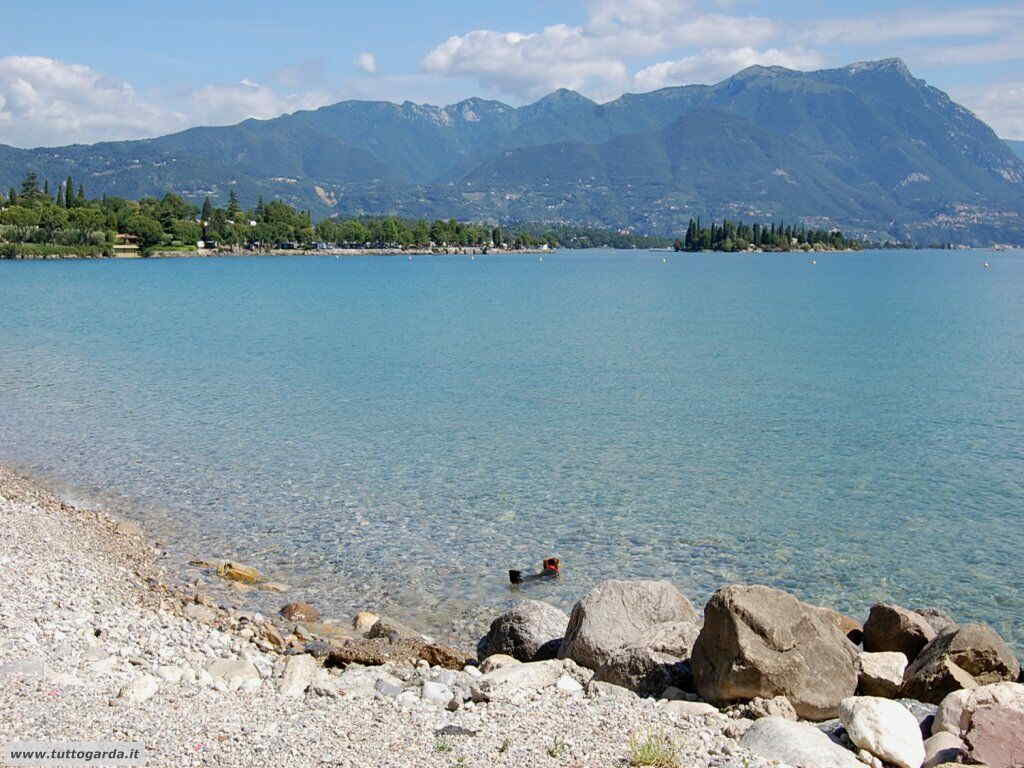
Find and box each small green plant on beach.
[435,739,453,753]
[498,737,512,754]
[547,736,567,758]
[628,730,679,768]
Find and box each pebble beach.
[0,465,780,768]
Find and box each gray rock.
[594,645,692,697]
[839,696,926,768]
[932,681,1024,738]
[155,665,186,684]
[863,604,937,662]
[433,668,458,687]
[118,674,159,705]
[205,659,260,691]
[964,704,1024,768]
[373,677,403,699]
[691,584,858,720]
[555,674,583,694]
[664,700,719,718]
[585,679,637,700]
[859,651,909,698]
[279,654,318,698]
[422,681,453,706]
[478,600,569,662]
[740,716,864,768]
[725,696,798,721]
[923,732,966,768]
[901,623,1020,704]
[558,580,697,674]
[470,659,565,702]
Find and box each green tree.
[124,214,165,249]
[69,208,107,242]
[65,177,75,208]
[20,172,41,203]
[37,204,68,240]
[200,196,214,222]
[227,189,241,219]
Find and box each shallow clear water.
[1,249,1022,648]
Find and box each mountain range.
[2,58,1022,244]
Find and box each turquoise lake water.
[1,249,1022,648]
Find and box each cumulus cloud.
[633,47,827,91]
[0,56,185,147]
[952,81,1024,140]
[0,56,337,148]
[422,0,778,101]
[423,27,629,100]
[356,52,378,75]
[188,80,332,126]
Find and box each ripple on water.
[1,249,1022,651]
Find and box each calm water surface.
[1,249,1022,646]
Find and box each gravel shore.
[0,465,782,768]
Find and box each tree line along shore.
[0,172,669,259]
[0,170,874,261]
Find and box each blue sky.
[1,0,1022,147]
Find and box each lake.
[1,248,1021,648]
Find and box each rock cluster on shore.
[2,464,1021,768]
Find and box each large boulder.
[740,717,864,768]
[901,624,1020,704]
[933,681,1024,737]
[691,585,858,720]
[839,696,926,768]
[863,604,937,661]
[965,705,1024,768]
[557,580,699,695]
[478,600,569,662]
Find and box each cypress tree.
[65,177,74,207]
[56,184,64,208]
[201,196,214,222]
[76,185,86,205]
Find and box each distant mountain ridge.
[2,58,1023,244]
[1007,140,1024,162]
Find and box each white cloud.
[422,0,778,101]
[0,56,185,147]
[423,27,629,100]
[633,47,827,91]
[188,80,332,126]
[356,52,378,75]
[0,56,336,148]
[951,81,1024,140]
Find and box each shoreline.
[0,462,777,768]
[2,461,1020,767]
[0,246,550,261]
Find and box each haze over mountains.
[2,58,1022,244]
